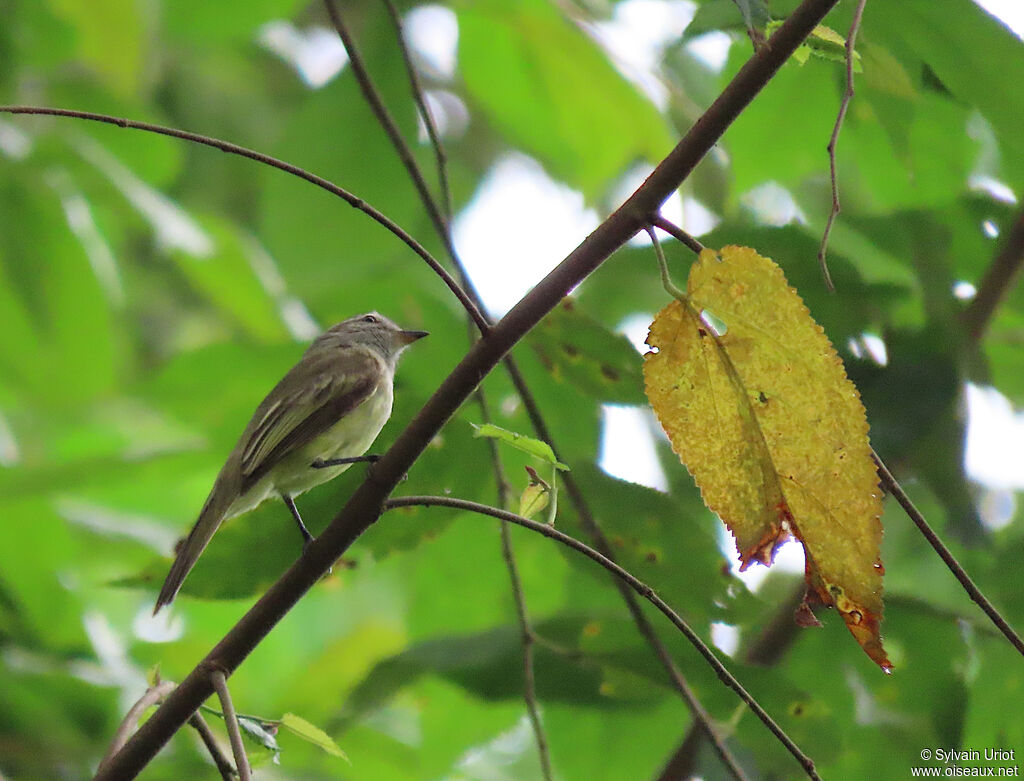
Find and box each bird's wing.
[238,349,380,493]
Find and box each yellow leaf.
[643,246,888,670]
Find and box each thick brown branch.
[330,5,729,769]
[92,3,840,776]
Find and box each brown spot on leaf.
[600,364,620,382]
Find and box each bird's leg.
[281,494,314,549]
[311,455,380,468]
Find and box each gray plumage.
[154,312,427,613]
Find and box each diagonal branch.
[962,209,1024,344]
[327,3,551,769]
[0,104,487,333]
[92,3,841,777]
[382,0,453,223]
[327,4,743,771]
[873,451,1024,657]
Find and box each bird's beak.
[398,329,429,345]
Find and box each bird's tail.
[153,474,236,614]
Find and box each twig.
[187,713,238,781]
[382,0,453,222]
[647,225,688,301]
[499,503,553,780]
[650,213,705,255]
[92,4,842,776]
[385,496,812,780]
[817,0,867,292]
[655,584,807,780]
[476,381,553,779]
[326,8,726,768]
[0,105,487,333]
[496,372,751,781]
[962,209,1024,343]
[873,450,1024,657]
[96,680,176,774]
[210,669,250,781]
[323,0,465,286]
[328,3,551,768]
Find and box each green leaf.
[281,712,348,760]
[458,0,672,198]
[471,423,569,470]
[528,299,646,405]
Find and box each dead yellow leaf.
[643,246,888,670]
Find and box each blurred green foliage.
[1,0,1023,779]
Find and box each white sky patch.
[965,383,1024,490]
[953,280,977,300]
[405,4,459,80]
[619,312,656,354]
[982,220,1000,239]
[588,0,697,109]
[975,0,1024,39]
[612,164,684,245]
[711,622,740,656]
[419,89,470,141]
[453,154,599,315]
[599,405,668,490]
[258,21,348,88]
[741,181,807,226]
[688,31,733,71]
[723,529,805,593]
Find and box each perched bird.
[154,312,427,612]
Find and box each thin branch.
[647,225,688,301]
[817,0,867,292]
[382,0,453,223]
[0,105,488,333]
[330,3,551,766]
[650,213,705,255]
[655,584,806,781]
[385,496,812,780]
[874,451,1024,656]
[477,383,553,779]
[962,209,1024,343]
[334,5,708,772]
[92,4,842,776]
[210,669,250,781]
[498,507,553,780]
[323,0,465,285]
[96,680,176,774]
[187,713,238,781]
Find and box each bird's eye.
[362,314,378,324]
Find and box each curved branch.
[92,3,840,777]
[0,104,488,332]
[385,495,808,780]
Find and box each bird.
[153,312,427,613]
